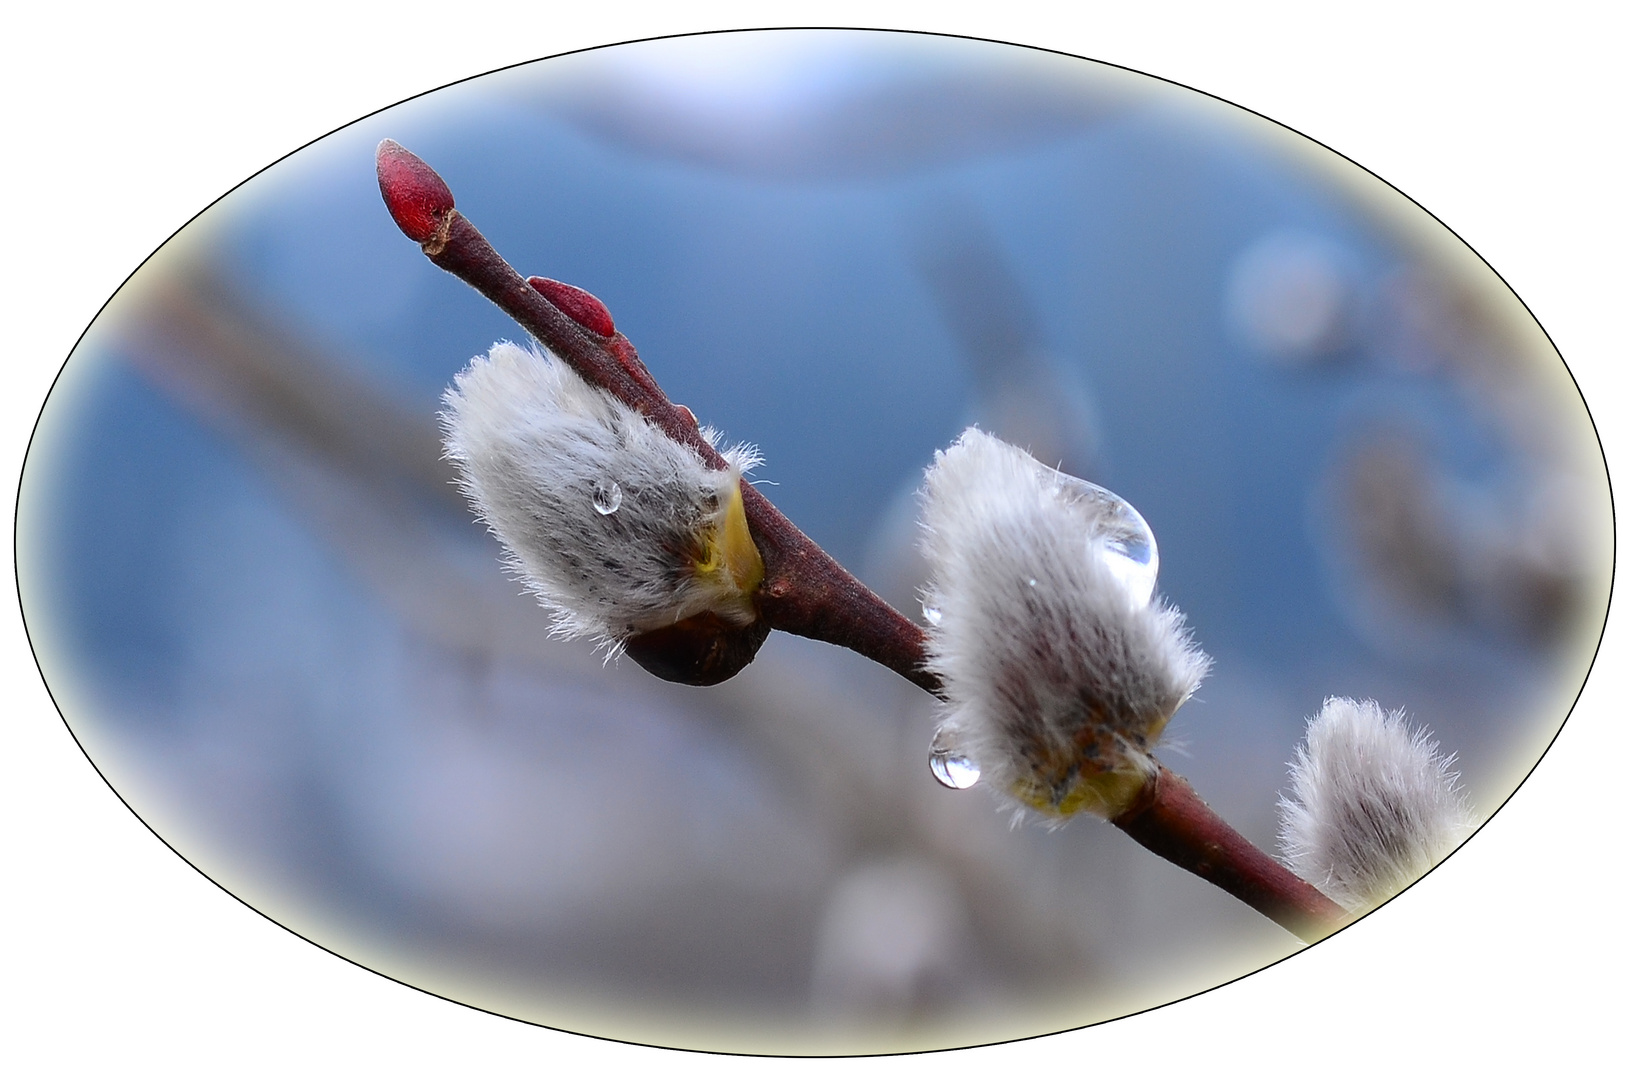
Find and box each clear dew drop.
[928,726,980,790]
[921,602,942,626]
[591,480,623,515]
[1053,475,1159,607]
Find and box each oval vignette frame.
[15,25,1614,1061]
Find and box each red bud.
[376,140,455,244]
[528,276,616,337]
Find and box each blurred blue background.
[19,30,1610,1052]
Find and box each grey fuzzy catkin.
[441,341,761,648]
[1279,697,1475,911]
[919,428,1210,820]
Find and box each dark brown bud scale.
[624,613,770,686]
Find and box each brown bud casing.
[624,614,771,686]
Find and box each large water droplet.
[921,602,942,627]
[592,480,623,515]
[1053,475,1159,607]
[928,726,980,790]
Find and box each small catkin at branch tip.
[376,139,455,244]
[919,428,1210,822]
[441,341,764,654]
[1278,697,1476,912]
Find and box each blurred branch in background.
[1217,125,1606,669]
[909,201,1101,480]
[1315,266,1599,658]
[867,203,1102,620]
[109,259,1195,1039]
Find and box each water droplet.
[928,726,980,789]
[921,603,942,626]
[592,480,623,515]
[1053,475,1159,607]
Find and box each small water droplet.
[921,603,942,626]
[1053,475,1159,607]
[592,480,623,515]
[928,726,980,789]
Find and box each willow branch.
[377,140,935,693]
[1114,767,1347,940]
[376,140,1345,941]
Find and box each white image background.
[4,3,1621,1076]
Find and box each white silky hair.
[441,341,761,648]
[918,428,1210,819]
[1279,697,1475,911]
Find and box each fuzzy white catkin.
[1279,697,1475,911]
[919,428,1210,820]
[441,340,761,647]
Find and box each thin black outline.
[13,24,1617,1062]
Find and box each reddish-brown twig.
[377,140,934,692]
[376,140,1346,941]
[1115,767,1347,939]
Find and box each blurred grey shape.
[1317,425,1591,655]
[117,266,587,669]
[1226,230,1357,365]
[528,33,1134,180]
[1310,264,1600,657]
[810,856,976,1025]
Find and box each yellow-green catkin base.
[1008,713,1168,819]
[692,477,764,609]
